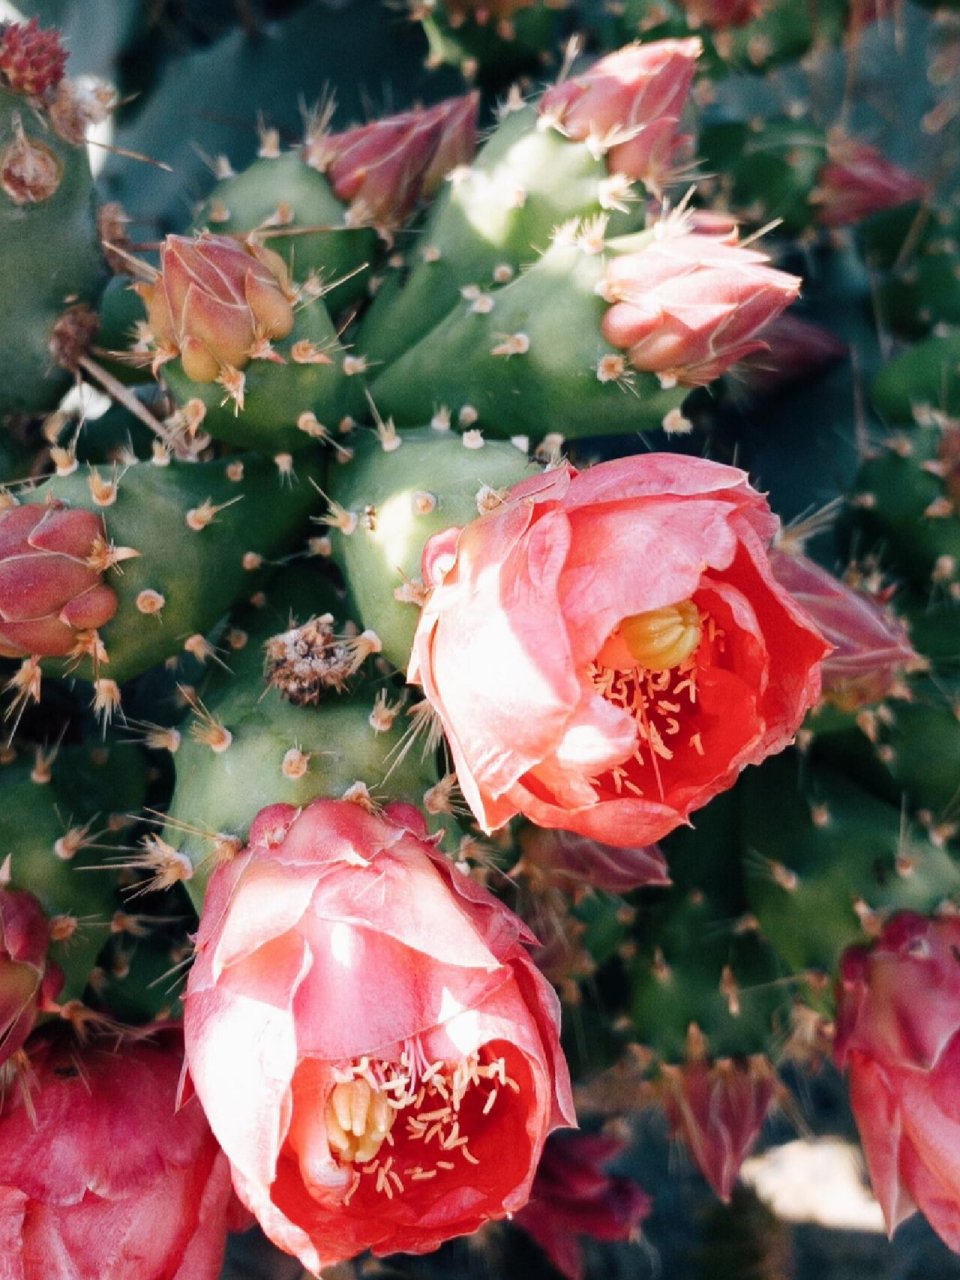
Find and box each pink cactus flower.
[0,1025,242,1279]
[0,888,59,1068]
[660,1054,779,1200]
[309,94,479,234]
[539,40,701,189]
[184,799,575,1275]
[0,501,117,659]
[600,223,801,387]
[812,138,927,227]
[835,912,960,1250]
[514,1131,651,1279]
[768,548,920,710]
[409,455,828,848]
[137,232,295,382]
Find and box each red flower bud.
[768,548,919,710]
[539,40,701,189]
[600,222,801,387]
[312,94,479,234]
[835,913,960,1250]
[520,825,670,894]
[514,1131,651,1279]
[680,0,763,27]
[661,1055,778,1201]
[0,1025,242,1279]
[138,233,295,382]
[184,799,574,1274]
[0,888,58,1068]
[812,138,926,227]
[737,313,847,395]
[0,502,117,659]
[0,19,67,99]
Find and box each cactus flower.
[0,887,59,1068]
[513,1131,651,1279]
[0,501,117,659]
[835,912,960,1250]
[307,95,479,235]
[184,798,574,1274]
[138,233,295,382]
[811,138,926,227]
[768,547,920,710]
[539,40,701,189]
[409,455,828,848]
[660,1054,779,1200]
[600,223,801,386]
[0,1025,241,1279]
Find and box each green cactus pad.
[325,426,532,668]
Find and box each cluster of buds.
[0,19,67,99]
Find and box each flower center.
[620,600,701,672]
[325,1050,519,1206]
[325,1079,396,1164]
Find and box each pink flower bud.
[0,501,117,659]
[0,888,57,1068]
[520,825,670,893]
[514,1131,651,1279]
[737,313,847,394]
[312,94,479,234]
[835,913,960,1250]
[539,40,701,188]
[812,138,926,227]
[661,1055,778,1200]
[600,225,801,386]
[768,548,919,710]
[138,233,295,382]
[0,1025,242,1279]
[0,19,67,98]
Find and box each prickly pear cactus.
[0,4,958,1279]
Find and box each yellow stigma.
[325,1079,396,1164]
[621,600,702,672]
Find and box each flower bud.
[0,502,117,658]
[138,233,295,382]
[0,887,58,1067]
[811,138,926,227]
[539,40,701,189]
[680,0,763,26]
[310,94,479,235]
[514,1131,651,1278]
[0,18,67,98]
[600,224,801,386]
[737,313,847,395]
[768,548,919,710]
[835,913,960,1250]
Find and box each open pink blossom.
[514,1131,651,1279]
[0,1025,240,1279]
[836,913,960,1250]
[409,455,828,848]
[600,225,801,386]
[184,798,574,1274]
